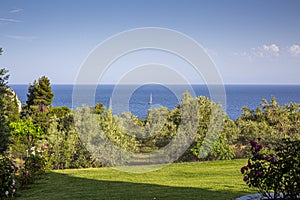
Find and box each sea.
[9,84,300,120]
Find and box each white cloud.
[252,44,280,57]
[10,9,23,13]
[263,44,280,54]
[6,35,37,41]
[289,44,300,56]
[0,18,22,24]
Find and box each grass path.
[17,159,255,200]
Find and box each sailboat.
[148,93,152,105]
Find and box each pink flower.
[41,143,49,150]
[27,173,31,177]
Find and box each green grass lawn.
[16,159,256,200]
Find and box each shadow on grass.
[17,172,246,200]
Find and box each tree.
[26,76,54,112]
[1,49,19,153]
[0,68,19,154]
[10,119,43,154]
[0,68,10,153]
[0,69,9,93]
[26,80,37,107]
[233,98,300,158]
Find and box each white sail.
[148,93,152,104]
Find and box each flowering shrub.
[19,143,50,187]
[0,154,18,199]
[241,138,300,199]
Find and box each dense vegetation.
[241,139,300,199]
[2,72,300,170]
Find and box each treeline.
[1,69,300,170]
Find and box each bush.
[0,154,18,199]
[241,139,300,199]
[19,144,49,187]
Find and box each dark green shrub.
[0,154,18,199]
[241,139,300,199]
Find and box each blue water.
[9,84,300,120]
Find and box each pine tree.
[0,68,19,154]
[0,68,10,153]
[26,76,54,112]
[1,49,9,153]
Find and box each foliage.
[0,68,19,154]
[241,139,300,199]
[208,133,235,160]
[19,144,50,187]
[93,103,106,115]
[148,107,178,151]
[11,105,100,170]
[26,76,54,111]
[100,109,141,152]
[46,108,101,169]
[0,69,9,89]
[47,117,79,169]
[10,120,44,151]
[113,93,235,162]
[87,93,235,163]
[0,68,11,154]
[233,97,300,157]
[48,106,71,119]
[0,154,18,199]
[74,106,139,167]
[186,95,234,161]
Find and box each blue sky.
[0,0,300,84]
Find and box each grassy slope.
[16,159,255,200]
